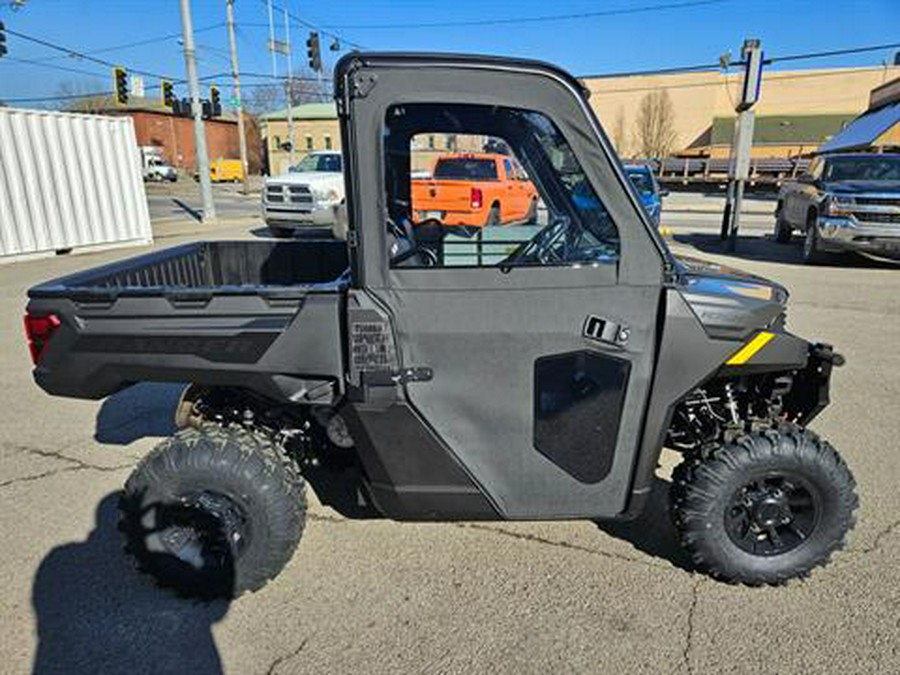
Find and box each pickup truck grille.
[857,212,900,225]
[854,196,900,208]
[265,184,314,205]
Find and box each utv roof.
[334,52,592,100]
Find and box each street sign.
[269,38,289,55]
[131,75,145,99]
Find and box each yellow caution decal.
[726,331,775,366]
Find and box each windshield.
[627,170,655,195]
[433,158,498,180]
[824,156,900,182]
[290,153,342,173]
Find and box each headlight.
[824,194,855,216]
[313,188,340,204]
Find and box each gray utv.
[24,53,857,598]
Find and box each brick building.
[99,98,243,171]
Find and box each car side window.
[384,103,620,269]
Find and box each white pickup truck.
[140,146,178,182]
[262,151,345,237]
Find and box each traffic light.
[210,85,221,117]
[306,31,321,72]
[161,80,174,108]
[0,22,7,59]
[113,66,128,106]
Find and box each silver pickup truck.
[775,153,900,263]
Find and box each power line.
[3,55,111,78]
[318,0,729,29]
[19,22,225,64]
[251,0,366,50]
[767,42,900,64]
[4,25,175,79]
[586,64,894,95]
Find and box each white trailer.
[0,107,152,261]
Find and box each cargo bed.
[26,240,350,402]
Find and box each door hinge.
[583,315,630,347]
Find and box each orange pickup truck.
[412,153,539,227]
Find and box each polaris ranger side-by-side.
[24,54,857,598]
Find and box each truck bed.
[26,240,350,403]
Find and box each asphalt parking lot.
[1,198,898,674]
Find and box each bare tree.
[55,80,110,113]
[612,107,627,157]
[244,83,284,115]
[633,89,677,158]
[285,65,333,106]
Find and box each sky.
[1,0,899,107]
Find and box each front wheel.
[120,424,306,598]
[773,204,792,243]
[671,428,857,585]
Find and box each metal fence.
[0,107,152,261]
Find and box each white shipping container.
[0,107,152,261]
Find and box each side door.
[501,158,524,221]
[339,56,668,519]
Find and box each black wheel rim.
[725,474,820,556]
[151,491,250,572]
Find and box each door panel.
[377,276,660,519]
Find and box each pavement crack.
[0,462,133,490]
[456,522,672,572]
[681,578,702,675]
[855,519,900,556]
[265,637,309,675]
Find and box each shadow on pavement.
[171,198,203,222]
[94,382,183,445]
[32,493,229,675]
[672,232,899,269]
[595,477,694,573]
[249,226,334,239]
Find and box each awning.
[818,102,900,153]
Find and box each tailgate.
[412,179,479,213]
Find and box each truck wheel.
[773,204,792,243]
[802,212,839,265]
[525,198,538,224]
[486,203,501,227]
[120,424,306,599]
[671,428,857,585]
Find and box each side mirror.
[658,188,670,197]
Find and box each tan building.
[260,66,900,170]
[263,103,341,175]
[585,65,900,158]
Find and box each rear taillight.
[24,313,60,364]
[470,187,483,209]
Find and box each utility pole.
[721,39,763,251]
[283,5,295,166]
[267,0,277,79]
[179,0,217,223]
[226,0,250,194]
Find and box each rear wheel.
[120,424,306,598]
[671,428,857,585]
[525,198,538,224]
[486,203,501,227]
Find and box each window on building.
[324,135,332,150]
[305,135,314,151]
[384,103,620,270]
[446,134,457,151]
[273,135,281,150]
